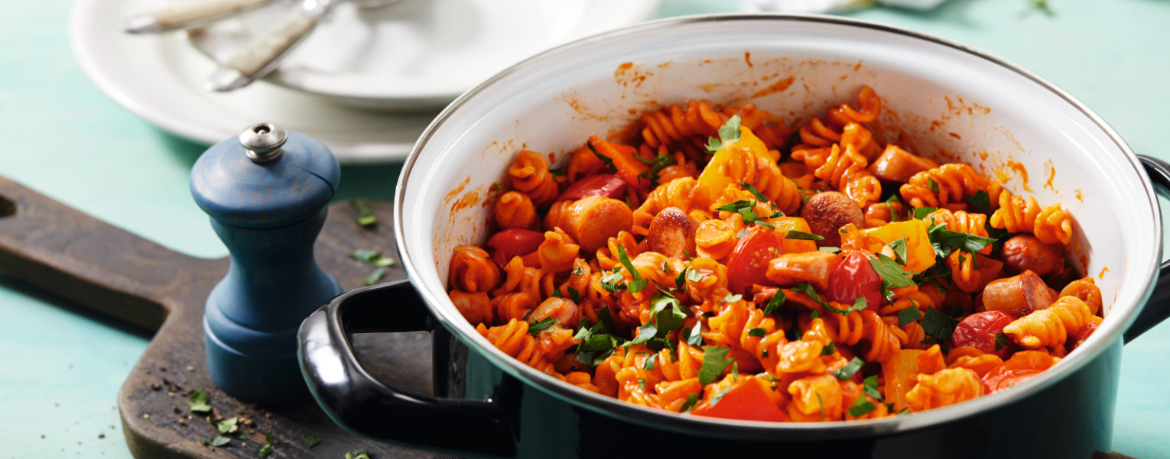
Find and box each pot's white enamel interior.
[396,15,1159,437]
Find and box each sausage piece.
[765,251,842,291]
[867,145,938,183]
[1001,234,1064,276]
[647,207,696,259]
[552,196,633,253]
[982,270,1057,317]
[800,191,865,247]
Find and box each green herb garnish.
[785,230,825,241]
[586,141,619,174]
[848,396,877,417]
[832,357,865,381]
[305,435,322,448]
[616,245,649,293]
[922,307,960,344]
[352,199,377,227]
[705,115,742,153]
[187,389,211,413]
[698,346,736,385]
[898,305,923,326]
[763,289,787,315]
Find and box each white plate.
[189,0,662,110]
[69,0,660,164]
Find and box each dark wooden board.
[0,177,440,459]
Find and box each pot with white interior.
[298,14,1170,458]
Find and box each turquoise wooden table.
[1,0,1168,457]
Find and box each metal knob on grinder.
[190,122,342,403]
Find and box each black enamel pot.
[298,15,1170,458]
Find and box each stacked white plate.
[71,0,660,163]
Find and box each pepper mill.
[190,123,343,404]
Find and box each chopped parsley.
[706,115,742,153]
[305,435,322,448]
[819,246,841,253]
[928,224,997,256]
[636,152,675,185]
[716,200,760,225]
[821,341,837,355]
[215,417,237,434]
[698,346,736,385]
[792,282,832,310]
[586,141,619,173]
[352,199,377,227]
[898,305,923,326]
[644,354,657,370]
[683,321,704,347]
[887,238,908,266]
[740,181,770,204]
[848,396,877,417]
[995,332,1010,351]
[362,267,386,286]
[763,289,787,315]
[824,297,868,317]
[921,306,960,344]
[869,254,916,289]
[723,293,743,303]
[345,450,372,459]
[567,286,582,304]
[912,206,939,220]
[528,317,556,337]
[259,431,273,457]
[200,436,231,447]
[629,292,687,345]
[863,375,883,401]
[616,245,649,293]
[679,393,702,413]
[966,190,992,214]
[785,230,825,241]
[187,389,211,413]
[832,357,865,381]
[926,177,940,194]
[709,384,734,407]
[747,327,766,338]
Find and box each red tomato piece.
[691,378,785,422]
[1073,322,1099,349]
[727,228,782,295]
[952,311,1015,358]
[825,250,883,309]
[487,228,545,266]
[556,174,628,202]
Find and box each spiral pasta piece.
[494,191,538,230]
[449,246,501,293]
[1059,278,1103,315]
[1003,296,1094,350]
[904,367,984,410]
[900,163,990,209]
[508,150,559,208]
[864,200,903,228]
[823,309,902,363]
[787,374,844,422]
[794,86,882,160]
[538,227,580,276]
[989,191,1073,245]
[477,319,563,375]
[703,140,803,215]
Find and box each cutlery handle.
[205,11,317,92]
[122,0,271,34]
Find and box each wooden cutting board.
[0,177,441,459]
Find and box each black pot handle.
[1124,155,1170,342]
[297,279,516,457]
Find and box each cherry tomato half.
[691,378,786,422]
[556,174,628,202]
[727,228,782,295]
[825,250,883,309]
[952,310,1015,358]
[487,228,545,266]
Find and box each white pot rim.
[394,13,1161,440]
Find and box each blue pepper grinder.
[190,123,343,404]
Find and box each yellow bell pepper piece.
[695,126,778,208]
[768,217,818,254]
[861,219,936,273]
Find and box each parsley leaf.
[848,396,877,417]
[636,152,675,185]
[679,393,701,412]
[863,375,883,401]
[819,246,841,253]
[586,141,619,173]
[898,305,923,326]
[601,268,625,294]
[763,289,786,315]
[912,206,939,220]
[824,297,868,317]
[869,254,916,289]
[747,327,766,337]
[683,321,704,347]
[215,417,237,434]
[740,181,770,204]
[926,177,940,194]
[187,389,211,413]
[305,435,322,448]
[928,224,997,255]
[785,230,825,241]
[675,269,687,289]
[352,199,377,227]
[966,190,992,214]
[994,332,1009,351]
[698,346,736,385]
[709,384,734,407]
[567,286,582,304]
[528,317,556,336]
[887,238,908,266]
[723,293,743,303]
[715,200,760,224]
[832,357,865,381]
[706,115,742,153]
[259,431,273,457]
[200,436,231,447]
[792,283,831,309]
[616,245,649,293]
[630,292,687,345]
[644,354,657,370]
[922,307,960,344]
[362,267,386,286]
[821,341,837,355]
[346,450,372,459]
[885,194,901,222]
